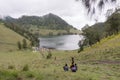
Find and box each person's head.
[65,64,67,66]
[75,63,77,66]
[71,57,74,60]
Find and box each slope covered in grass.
[78,33,120,61]
[0,23,29,51]
[0,33,120,80]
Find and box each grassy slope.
[0,33,120,80]
[78,34,120,61]
[0,23,29,51]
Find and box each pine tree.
[22,39,27,49]
[17,41,22,50]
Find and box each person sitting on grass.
[70,63,77,72]
[63,63,69,71]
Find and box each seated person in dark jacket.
[63,64,69,71]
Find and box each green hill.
[0,23,29,51]
[17,13,73,30]
[4,13,81,37]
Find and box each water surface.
[39,35,83,50]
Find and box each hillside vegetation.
[4,13,81,37]
[0,23,29,51]
[0,33,120,80]
[82,11,120,46]
[78,33,120,61]
[3,13,81,46]
[0,9,119,80]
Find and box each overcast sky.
[0,0,119,29]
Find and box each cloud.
[0,0,119,29]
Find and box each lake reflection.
[39,35,83,50]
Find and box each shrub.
[26,72,35,78]
[46,52,52,59]
[8,65,15,69]
[17,41,22,50]
[22,64,29,71]
[22,39,27,49]
[0,70,18,80]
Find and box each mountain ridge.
[3,13,81,46]
[4,13,75,30]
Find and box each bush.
[0,70,18,80]
[22,64,29,71]
[46,51,52,59]
[8,65,15,69]
[26,72,35,78]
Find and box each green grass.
[0,23,29,52]
[0,49,119,80]
[78,34,120,61]
[0,24,120,80]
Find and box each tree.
[105,12,120,35]
[17,41,22,50]
[22,39,27,49]
[78,0,117,15]
[82,25,102,46]
[46,50,52,59]
[78,40,84,53]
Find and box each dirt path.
[78,60,120,64]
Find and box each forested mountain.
[4,13,74,30]
[3,13,80,46]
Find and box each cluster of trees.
[4,21,39,47]
[0,19,3,23]
[79,11,120,52]
[82,23,105,46]
[105,12,120,36]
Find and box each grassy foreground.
[0,24,120,80]
[0,49,120,80]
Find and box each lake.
[39,35,83,50]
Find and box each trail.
[79,60,120,64]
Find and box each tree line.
[4,21,39,47]
[17,39,27,50]
[78,11,120,52]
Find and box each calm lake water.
[39,35,83,50]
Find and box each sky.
[0,0,119,29]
